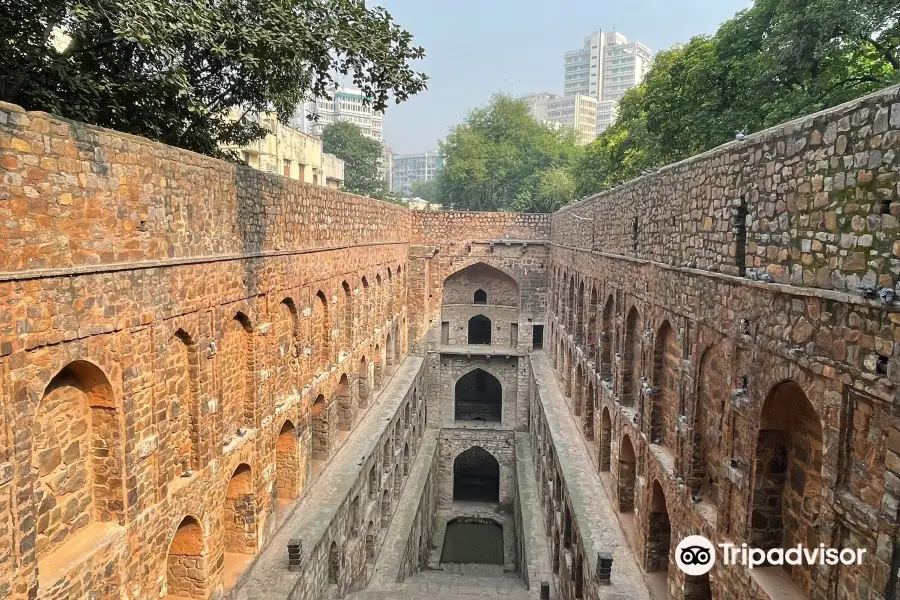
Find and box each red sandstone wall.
[0,102,410,600]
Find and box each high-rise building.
[293,86,384,142]
[520,93,598,146]
[563,30,652,134]
[391,151,443,194]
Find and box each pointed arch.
[618,434,636,513]
[453,446,500,502]
[454,368,502,422]
[600,294,613,378]
[751,380,823,591]
[276,420,300,499]
[651,320,679,447]
[166,516,208,600]
[468,314,492,345]
[34,361,124,558]
[313,291,330,373]
[622,306,639,407]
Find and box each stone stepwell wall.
[0,102,413,600]
[554,85,900,293]
[411,211,551,245]
[0,101,409,275]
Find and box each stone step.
[347,570,538,599]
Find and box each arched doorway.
[222,464,257,593]
[646,480,671,573]
[622,307,639,407]
[474,289,487,304]
[34,361,124,560]
[599,408,612,472]
[311,394,330,463]
[468,315,491,345]
[583,379,595,440]
[337,374,352,433]
[358,356,369,408]
[751,380,823,591]
[453,447,500,502]
[618,435,636,512]
[573,362,584,416]
[600,295,613,378]
[454,369,502,422]
[691,344,726,502]
[651,320,679,447]
[224,464,256,554]
[166,516,208,599]
[275,420,300,499]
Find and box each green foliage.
[408,179,440,203]
[437,94,581,212]
[576,0,900,197]
[513,166,576,213]
[322,121,387,199]
[1,0,427,158]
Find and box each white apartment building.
[563,30,652,134]
[293,86,384,142]
[520,93,598,146]
[391,150,443,193]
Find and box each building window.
[241,151,250,164]
[299,165,305,181]
[283,159,292,178]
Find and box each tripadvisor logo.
[675,535,867,576]
[675,536,716,576]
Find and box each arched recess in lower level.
[751,379,823,593]
[166,516,208,600]
[453,446,500,503]
[645,480,671,574]
[599,408,612,472]
[275,420,300,499]
[617,435,636,513]
[454,368,502,422]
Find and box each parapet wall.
[411,211,551,244]
[0,101,408,275]
[554,84,900,292]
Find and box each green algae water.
[440,520,504,564]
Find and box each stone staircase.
[345,570,539,599]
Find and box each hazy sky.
[366,0,752,153]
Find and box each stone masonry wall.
[553,84,900,292]
[546,84,900,600]
[0,102,411,600]
[408,211,550,354]
[436,429,516,512]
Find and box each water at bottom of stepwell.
[440,520,504,564]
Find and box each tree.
[322,121,387,199]
[408,179,440,203]
[437,94,581,211]
[513,166,576,213]
[0,0,427,158]
[574,0,900,198]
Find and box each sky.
[364,0,753,154]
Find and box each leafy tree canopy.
[576,0,900,197]
[322,121,387,199]
[1,0,427,158]
[408,179,440,203]
[437,94,581,212]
